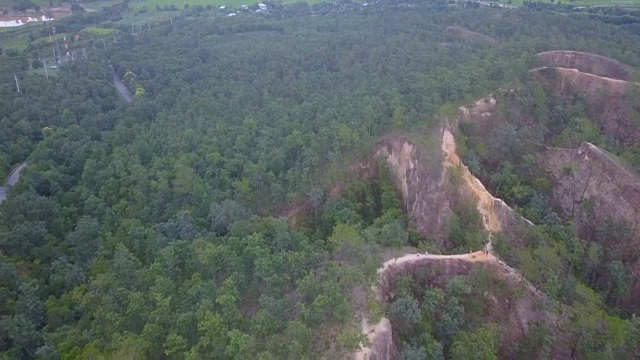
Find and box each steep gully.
[353,51,640,359]
[354,123,536,360]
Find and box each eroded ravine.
[355,127,533,360]
[356,51,640,359]
[442,128,501,234]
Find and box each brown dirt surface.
[536,50,633,81]
[355,250,563,360]
[355,126,546,360]
[543,142,640,312]
[532,67,640,148]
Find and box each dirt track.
[354,127,509,359]
[354,250,499,360]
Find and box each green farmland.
[496,0,640,5]
[126,0,322,11]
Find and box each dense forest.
[2,1,640,359]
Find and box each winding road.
[0,162,27,202]
[109,64,133,104]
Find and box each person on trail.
[425,251,429,255]
[394,258,397,264]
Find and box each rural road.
[109,64,133,104]
[0,162,27,202]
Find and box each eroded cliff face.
[357,123,539,360]
[543,142,640,311]
[374,125,528,249]
[536,50,633,81]
[356,251,564,360]
[454,51,640,313]
[457,95,497,124]
[532,64,640,148]
[381,256,557,356]
[354,51,640,360]
[375,134,451,247]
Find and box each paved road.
[0,162,27,202]
[109,65,133,104]
[7,162,27,186]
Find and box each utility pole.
[43,59,49,79]
[148,22,150,30]
[55,41,61,63]
[82,47,86,59]
[14,74,20,92]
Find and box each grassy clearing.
[79,0,124,10]
[119,9,176,25]
[81,26,117,36]
[0,30,31,51]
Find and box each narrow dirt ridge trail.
[530,66,639,85]
[354,127,520,359]
[355,251,501,360]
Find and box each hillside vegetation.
[1,1,640,359]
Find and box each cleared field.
[130,0,265,10]
[117,0,324,24]
[128,0,323,10]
